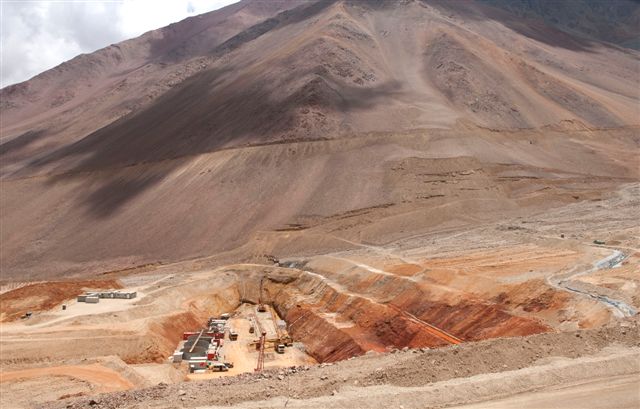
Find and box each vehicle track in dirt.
[548,249,636,318]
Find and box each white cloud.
[0,0,239,88]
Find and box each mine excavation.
[175,303,313,377]
[1,154,639,409]
[1,0,640,408]
[1,186,639,408]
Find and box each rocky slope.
[0,0,638,279]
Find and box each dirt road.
[450,375,640,409]
[193,346,640,409]
[549,249,637,317]
[0,363,135,392]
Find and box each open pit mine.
[1,0,639,408]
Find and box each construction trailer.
[77,290,136,302]
[188,357,208,373]
[207,338,223,360]
[113,291,137,299]
[207,318,228,339]
[182,331,200,340]
[172,350,183,363]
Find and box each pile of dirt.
[0,280,122,322]
[137,311,210,364]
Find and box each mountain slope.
[2,0,638,175]
[0,0,638,279]
[480,0,640,49]
[0,0,303,171]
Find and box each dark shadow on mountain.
[31,60,400,217]
[82,173,165,218]
[426,0,639,53]
[0,129,47,156]
[0,129,52,175]
[211,0,338,57]
[148,0,336,63]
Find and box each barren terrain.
[1,0,639,408]
[1,183,639,408]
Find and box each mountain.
[1,0,638,279]
[480,0,640,49]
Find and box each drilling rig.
[255,330,266,372]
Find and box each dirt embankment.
[0,272,242,367]
[0,280,122,322]
[243,268,550,363]
[44,319,640,409]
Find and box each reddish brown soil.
[139,311,209,364]
[286,308,367,362]
[0,364,135,392]
[41,319,640,409]
[511,286,568,313]
[0,280,122,322]
[267,269,549,363]
[388,263,423,276]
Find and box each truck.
[209,362,229,372]
[276,344,285,354]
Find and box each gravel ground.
[44,318,639,409]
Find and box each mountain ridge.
[0,0,638,279]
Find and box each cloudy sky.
[0,0,239,88]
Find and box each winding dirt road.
[548,249,636,318]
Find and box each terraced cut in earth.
[1,0,639,407]
[1,184,638,407]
